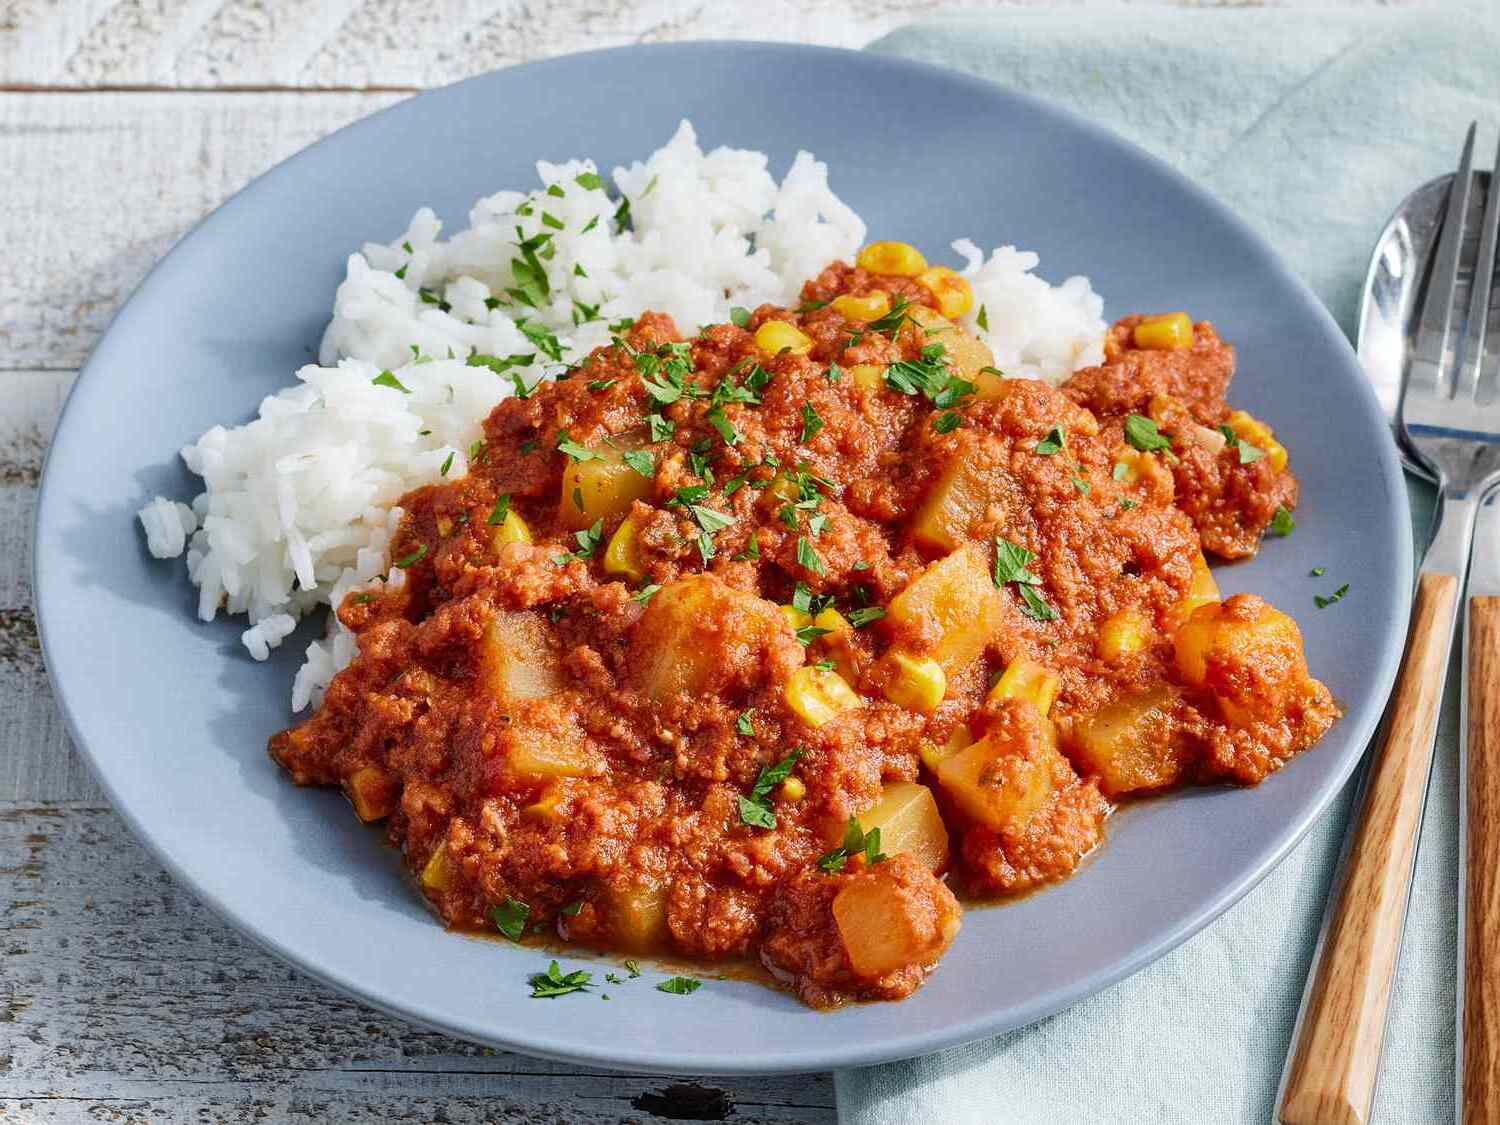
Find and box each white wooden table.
[1,2,1388,1121]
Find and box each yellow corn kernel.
[915,266,975,320]
[849,364,886,391]
[492,509,532,547]
[919,724,973,773]
[435,515,454,538]
[780,604,813,631]
[420,842,452,891]
[522,782,569,823]
[786,664,863,728]
[1225,410,1289,473]
[779,776,807,802]
[812,607,858,681]
[881,652,947,713]
[857,241,928,278]
[831,292,892,322]
[1099,607,1152,662]
[603,513,647,582]
[755,319,813,356]
[988,658,1060,717]
[1133,312,1194,351]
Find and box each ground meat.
[269,265,1337,1008]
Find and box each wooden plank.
[0,91,403,372]
[0,0,923,90]
[0,803,837,1123]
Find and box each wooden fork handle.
[1281,571,1459,1125]
[1465,595,1500,1124]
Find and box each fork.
[1280,124,1500,1125]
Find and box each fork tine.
[1410,122,1477,399]
[1462,132,1500,404]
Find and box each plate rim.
[33,39,1413,1075]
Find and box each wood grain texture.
[1465,596,1500,1125]
[1281,571,1459,1125]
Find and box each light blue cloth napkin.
[840,7,1499,1123]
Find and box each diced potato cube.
[919,725,973,773]
[421,842,453,891]
[856,241,927,277]
[988,658,1060,717]
[780,604,813,630]
[849,363,886,391]
[906,305,995,384]
[628,575,786,702]
[1173,594,1310,725]
[935,723,1065,832]
[1068,686,1186,796]
[1133,312,1193,350]
[345,765,398,822]
[521,781,569,822]
[880,652,947,712]
[482,611,564,701]
[509,733,603,780]
[832,868,960,978]
[785,665,863,728]
[859,782,950,871]
[491,509,532,548]
[909,447,1017,554]
[560,437,653,531]
[1164,551,1221,633]
[604,878,669,952]
[812,607,859,682]
[885,543,1004,676]
[603,512,647,582]
[1098,607,1152,662]
[1226,410,1289,473]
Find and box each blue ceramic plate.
[34,43,1410,1074]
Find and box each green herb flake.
[647,413,675,442]
[992,536,1056,621]
[799,401,824,444]
[541,211,564,230]
[817,817,887,873]
[556,432,599,462]
[560,900,584,917]
[1315,583,1349,609]
[977,304,989,332]
[656,977,702,996]
[1310,566,1326,577]
[393,543,427,569]
[493,897,529,941]
[847,606,886,628]
[795,625,831,646]
[738,750,802,830]
[625,960,642,978]
[622,448,655,478]
[1219,424,1266,465]
[706,405,740,446]
[1035,425,1066,456]
[528,960,593,999]
[633,584,662,606]
[933,410,964,434]
[575,171,603,190]
[440,451,455,476]
[796,536,825,576]
[1123,414,1173,454]
[1270,505,1296,537]
[487,494,512,526]
[729,306,752,328]
[371,370,411,394]
[737,709,755,737]
[1112,461,1131,481]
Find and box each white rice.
[138,121,1106,711]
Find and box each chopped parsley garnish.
[487,494,511,526]
[507,229,552,308]
[1219,424,1265,464]
[933,410,964,434]
[1124,414,1172,454]
[795,625,831,646]
[571,486,585,513]
[800,402,824,444]
[393,544,427,568]
[575,171,603,190]
[516,318,564,362]
[796,298,830,313]
[556,432,598,461]
[1112,461,1130,481]
[1071,472,1090,495]
[493,898,529,941]
[866,295,912,337]
[1035,425,1066,456]
[352,593,376,605]
[371,370,411,393]
[581,215,600,234]
[402,240,413,253]
[546,184,564,198]
[647,413,674,442]
[560,900,584,917]
[624,960,642,978]
[1310,566,1326,577]
[738,750,801,830]
[688,504,734,535]
[729,306,751,328]
[633,584,661,605]
[847,606,886,628]
[656,977,702,996]
[540,211,564,230]
[622,448,655,478]
[732,533,761,561]
[573,299,602,326]
[737,709,755,737]
[851,560,870,571]
[1270,505,1296,536]
[706,405,740,446]
[555,519,604,563]
[977,304,989,332]
[817,817,887,873]
[469,439,487,462]
[1315,583,1349,609]
[468,352,536,380]
[613,196,632,230]
[440,451,455,476]
[587,377,616,392]
[418,287,450,311]
[796,536,825,576]
[528,960,593,999]
[993,536,1057,621]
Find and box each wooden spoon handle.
[1465,595,1500,1124]
[1281,570,1460,1125]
